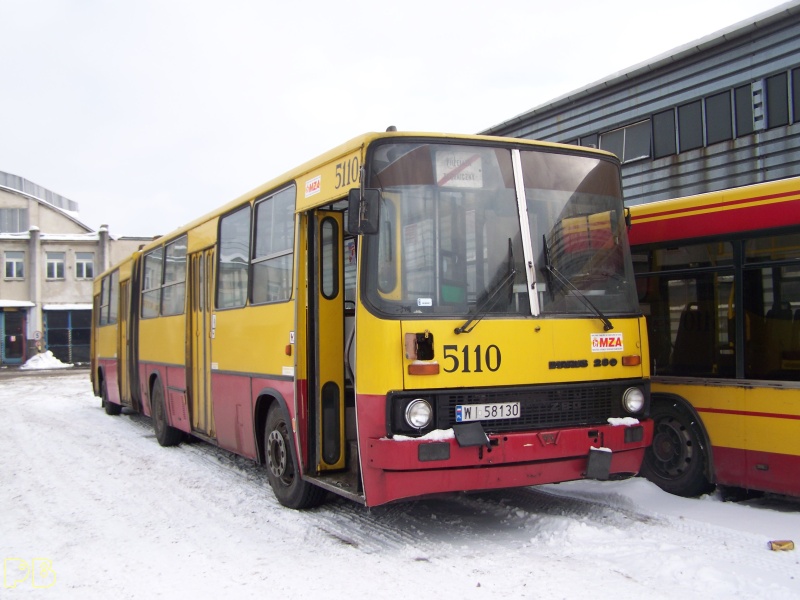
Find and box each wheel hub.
[267,429,288,480]
[651,417,691,475]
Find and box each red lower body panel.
[356,394,652,506]
[713,446,800,496]
[98,358,120,405]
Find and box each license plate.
[455,402,520,422]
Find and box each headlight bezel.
[404,398,433,430]
[622,386,645,414]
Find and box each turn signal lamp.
[622,355,641,367]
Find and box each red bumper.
[360,421,653,506]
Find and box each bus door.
[1,310,25,364]
[189,248,216,437]
[118,280,130,403]
[308,210,346,471]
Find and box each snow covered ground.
[2,370,799,599]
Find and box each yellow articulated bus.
[629,176,800,498]
[91,131,652,508]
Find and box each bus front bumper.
[360,420,653,506]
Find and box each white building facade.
[1,172,149,365]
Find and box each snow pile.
[607,417,640,426]
[391,428,456,442]
[19,350,73,370]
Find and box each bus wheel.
[264,404,327,509]
[151,379,183,447]
[102,379,122,416]
[640,401,714,497]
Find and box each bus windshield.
[362,141,638,318]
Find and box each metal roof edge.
[481,1,800,135]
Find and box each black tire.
[151,379,184,447]
[102,378,122,416]
[640,400,714,497]
[264,403,327,509]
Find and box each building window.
[599,121,650,163]
[678,100,703,152]
[600,129,623,160]
[75,252,94,280]
[652,109,677,159]
[705,91,733,145]
[624,121,651,161]
[766,72,789,129]
[44,309,92,364]
[0,208,28,233]
[580,134,599,149]
[735,84,754,136]
[46,252,66,279]
[793,68,800,123]
[4,251,24,279]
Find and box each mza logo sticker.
[304,175,321,198]
[591,333,623,352]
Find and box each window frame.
[216,205,252,310]
[734,84,754,137]
[251,185,296,305]
[141,247,164,319]
[98,269,120,326]
[46,251,66,280]
[0,208,29,233]
[75,252,95,280]
[766,72,789,129]
[652,109,677,159]
[4,250,24,280]
[160,236,188,317]
[678,100,704,152]
[705,90,733,145]
[599,120,651,163]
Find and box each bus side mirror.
[347,188,380,235]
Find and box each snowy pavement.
[2,370,799,599]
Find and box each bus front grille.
[434,384,615,433]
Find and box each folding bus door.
[189,248,216,437]
[308,210,346,471]
[118,280,130,403]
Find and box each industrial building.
[483,2,800,204]
[0,171,150,365]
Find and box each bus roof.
[95,131,617,280]
[628,175,800,246]
[139,132,613,243]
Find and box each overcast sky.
[0,0,791,238]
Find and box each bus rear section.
[630,177,800,498]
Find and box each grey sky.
[0,0,789,237]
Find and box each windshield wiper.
[455,239,516,335]
[541,234,614,332]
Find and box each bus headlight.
[405,399,433,430]
[622,387,645,414]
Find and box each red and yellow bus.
[91,131,652,508]
[629,176,800,498]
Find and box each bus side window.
[672,302,715,375]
